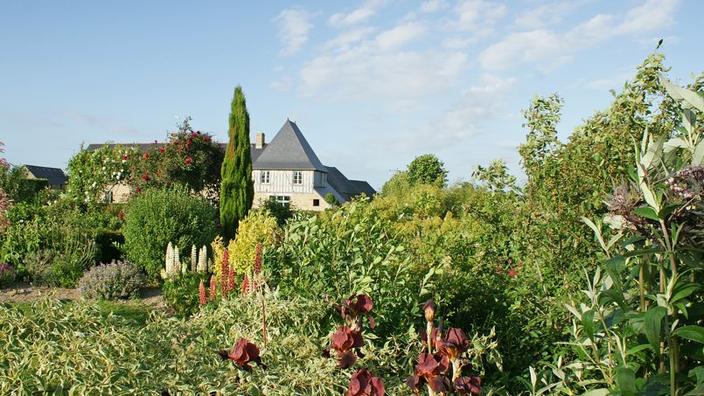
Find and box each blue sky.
[1,0,703,188]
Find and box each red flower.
[337,294,374,321]
[198,280,207,306]
[419,327,441,352]
[141,173,150,182]
[184,156,193,166]
[453,376,482,395]
[122,154,129,161]
[438,328,469,360]
[218,339,264,370]
[508,268,518,278]
[407,353,451,393]
[143,152,150,160]
[159,146,166,154]
[330,326,364,368]
[347,369,385,396]
[241,274,250,295]
[221,250,229,297]
[209,275,217,301]
[254,243,263,275]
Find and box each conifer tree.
[220,86,253,241]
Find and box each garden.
[1,53,704,395]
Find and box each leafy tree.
[323,192,339,207]
[220,86,254,241]
[406,154,448,187]
[472,159,518,193]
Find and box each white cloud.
[479,30,568,71]
[513,1,583,30]
[274,8,313,56]
[328,0,385,28]
[324,27,377,52]
[617,0,678,35]
[420,0,448,13]
[451,0,507,33]
[375,22,426,49]
[480,0,680,70]
[436,74,516,141]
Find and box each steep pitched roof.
[325,166,376,201]
[23,165,67,188]
[253,120,326,171]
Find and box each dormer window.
[260,171,270,184]
[293,171,303,185]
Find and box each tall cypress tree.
[220,86,253,241]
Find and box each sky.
[1,0,703,189]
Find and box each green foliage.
[122,187,217,280]
[162,272,205,317]
[227,209,278,275]
[262,196,294,226]
[0,165,52,204]
[406,154,448,187]
[0,263,15,287]
[67,144,136,203]
[128,118,223,195]
[220,86,254,241]
[472,159,518,193]
[271,200,424,337]
[78,260,144,300]
[0,293,418,394]
[1,198,112,286]
[528,70,704,396]
[324,192,340,207]
[67,118,222,204]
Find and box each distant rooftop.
[23,165,67,188]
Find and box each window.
[313,199,320,207]
[271,195,290,206]
[259,171,270,184]
[293,171,303,185]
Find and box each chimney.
[255,132,265,149]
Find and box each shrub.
[24,232,96,288]
[0,263,15,287]
[272,200,425,337]
[226,209,278,277]
[123,187,217,280]
[79,260,144,300]
[262,197,293,225]
[162,272,205,317]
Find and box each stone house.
[87,119,375,210]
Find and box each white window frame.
[271,195,291,206]
[293,171,303,185]
[260,170,270,184]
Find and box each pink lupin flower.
[198,280,207,306]
[209,275,217,301]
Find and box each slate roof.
[325,166,376,200]
[252,120,326,171]
[23,165,67,188]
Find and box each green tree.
[220,86,253,241]
[406,154,448,187]
[472,159,518,193]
